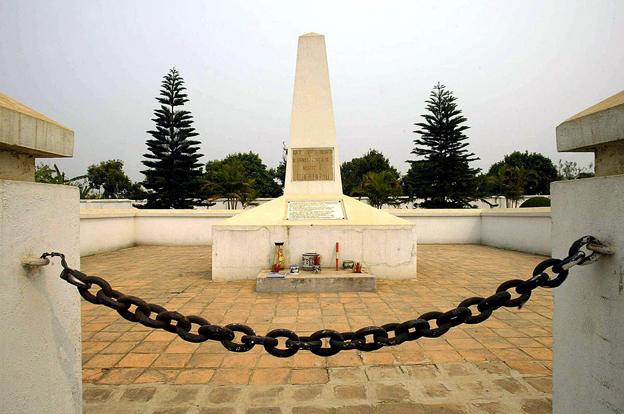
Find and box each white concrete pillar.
[552,91,624,414]
[0,93,81,413]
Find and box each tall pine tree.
[405,83,479,208]
[142,68,203,208]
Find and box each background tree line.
[36,69,593,209]
[35,160,146,200]
[38,146,592,208]
[339,83,592,209]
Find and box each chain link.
[41,235,611,358]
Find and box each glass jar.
[272,242,286,272]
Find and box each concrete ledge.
[80,209,240,219]
[80,209,137,219]
[389,208,483,217]
[80,199,135,209]
[80,207,551,219]
[256,269,376,292]
[480,207,551,217]
[136,209,240,218]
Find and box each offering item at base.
[272,241,286,272]
[342,260,354,270]
[302,253,320,271]
[353,262,362,273]
[289,264,300,274]
[335,242,340,271]
[312,265,321,273]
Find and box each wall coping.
[80,209,136,219]
[480,208,551,217]
[137,209,241,218]
[80,199,134,204]
[388,209,484,217]
[80,208,241,219]
[80,207,550,219]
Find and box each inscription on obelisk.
[291,148,334,181]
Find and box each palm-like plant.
[35,163,92,198]
[487,165,538,207]
[357,171,402,209]
[238,187,260,209]
[204,159,258,209]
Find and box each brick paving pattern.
[81,245,553,413]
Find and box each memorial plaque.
[287,200,345,220]
[292,148,334,181]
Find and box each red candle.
[335,242,339,271]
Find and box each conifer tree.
[405,83,479,208]
[142,68,203,208]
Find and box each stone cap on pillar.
[556,90,624,176]
[0,92,74,157]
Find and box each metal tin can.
[342,260,354,270]
[302,253,318,271]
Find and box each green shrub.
[519,196,551,208]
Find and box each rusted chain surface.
[41,235,609,358]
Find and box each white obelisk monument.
[284,33,343,196]
[212,33,417,281]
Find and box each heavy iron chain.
[42,235,610,358]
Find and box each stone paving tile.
[81,244,554,413]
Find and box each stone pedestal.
[552,90,624,413]
[256,269,376,292]
[213,204,417,281]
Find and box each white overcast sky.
[1,0,622,180]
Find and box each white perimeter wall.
[81,211,135,256]
[394,210,482,244]
[80,208,551,257]
[481,210,552,255]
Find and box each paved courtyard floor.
[81,245,553,414]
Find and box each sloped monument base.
[212,195,417,281]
